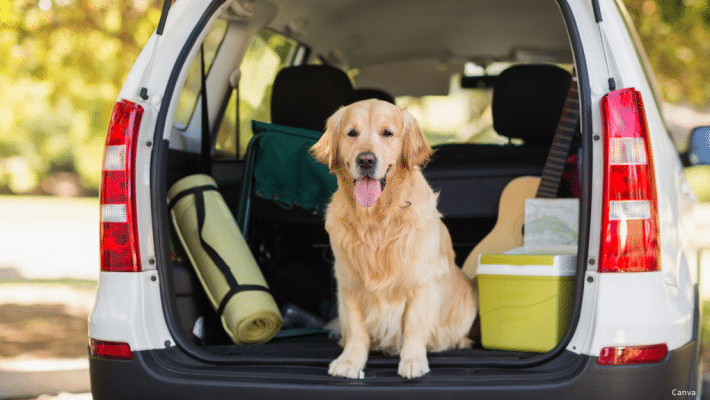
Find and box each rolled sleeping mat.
[168,174,283,344]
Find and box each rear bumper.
[90,341,699,400]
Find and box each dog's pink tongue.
[354,177,382,208]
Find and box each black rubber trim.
[150,0,227,355]
[156,0,172,35]
[200,44,212,174]
[90,343,698,399]
[150,0,592,369]
[547,0,594,362]
[449,0,592,368]
[592,0,603,22]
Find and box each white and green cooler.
[477,252,575,353]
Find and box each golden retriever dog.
[310,99,477,379]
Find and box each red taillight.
[597,343,668,365]
[599,88,659,272]
[100,100,143,272]
[90,339,133,360]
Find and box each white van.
[89,0,705,398]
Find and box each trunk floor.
[200,332,533,362]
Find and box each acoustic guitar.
[461,79,580,280]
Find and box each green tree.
[623,0,710,108]
[0,0,161,195]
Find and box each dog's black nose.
[356,152,377,171]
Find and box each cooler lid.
[477,253,576,277]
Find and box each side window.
[173,19,228,135]
[214,29,301,159]
[391,62,574,147]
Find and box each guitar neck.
[535,80,579,199]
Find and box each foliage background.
[624,0,710,107]
[0,0,708,196]
[0,0,162,196]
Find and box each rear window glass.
[396,75,504,147]
[393,63,574,147]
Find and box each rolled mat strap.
[217,285,270,316]
[168,174,283,344]
[167,184,219,210]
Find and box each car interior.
[161,0,583,364]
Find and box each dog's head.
[311,99,431,208]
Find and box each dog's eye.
[382,129,393,137]
[347,129,358,137]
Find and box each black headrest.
[271,65,354,132]
[351,88,396,104]
[492,64,572,145]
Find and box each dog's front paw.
[329,356,365,379]
[398,357,430,379]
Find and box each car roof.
[253,0,572,96]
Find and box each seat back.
[270,64,354,131]
[492,64,572,148]
[351,88,395,104]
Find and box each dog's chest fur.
[324,171,453,353]
[327,202,447,297]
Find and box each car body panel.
[90,271,173,352]
[89,0,701,396]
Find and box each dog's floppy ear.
[401,110,432,169]
[311,107,345,170]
